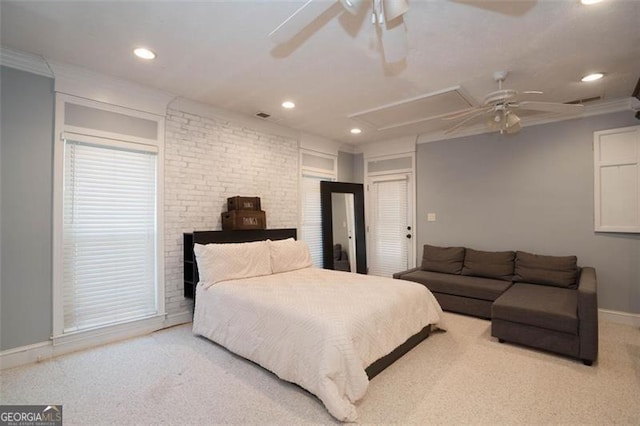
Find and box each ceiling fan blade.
[444,109,489,135]
[442,105,493,121]
[380,16,407,63]
[383,0,409,22]
[268,0,335,44]
[516,101,585,114]
[339,0,366,15]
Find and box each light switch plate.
[427,213,436,222]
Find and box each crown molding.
[47,60,175,116]
[581,97,636,118]
[0,46,53,78]
[300,133,342,157]
[1,46,175,116]
[418,97,637,144]
[362,135,417,159]
[338,143,358,154]
[169,96,301,141]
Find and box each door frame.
[364,152,416,273]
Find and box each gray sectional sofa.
[393,245,598,365]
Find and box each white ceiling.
[1,0,639,146]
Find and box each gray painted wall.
[338,151,354,182]
[1,66,54,350]
[416,111,640,314]
[353,153,364,184]
[337,151,364,184]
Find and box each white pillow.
[194,241,271,288]
[268,238,313,273]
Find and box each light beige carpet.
[1,312,639,424]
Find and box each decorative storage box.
[227,196,261,211]
[221,210,267,230]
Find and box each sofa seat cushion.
[400,270,511,301]
[492,283,578,334]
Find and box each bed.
[190,229,444,421]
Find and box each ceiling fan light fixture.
[505,112,522,134]
[487,110,504,131]
[581,72,604,82]
[485,109,522,134]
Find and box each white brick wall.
[164,108,299,315]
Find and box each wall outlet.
[427,213,436,222]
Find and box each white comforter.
[192,267,443,421]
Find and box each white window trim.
[299,148,338,176]
[52,94,166,342]
[298,149,337,268]
[298,148,338,228]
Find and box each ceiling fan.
[443,71,585,135]
[269,0,409,63]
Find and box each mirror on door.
[320,181,367,274]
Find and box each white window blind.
[63,139,158,333]
[369,177,408,277]
[300,174,325,268]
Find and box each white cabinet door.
[594,125,640,233]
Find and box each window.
[62,137,158,332]
[299,150,337,267]
[53,94,165,341]
[300,173,326,267]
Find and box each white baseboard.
[599,309,640,327]
[164,310,192,328]
[0,341,53,371]
[0,310,193,371]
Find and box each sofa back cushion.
[514,251,579,288]
[462,248,515,281]
[421,244,465,274]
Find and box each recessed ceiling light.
[133,47,156,60]
[282,101,295,109]
[350,128,362,134]
[581,72,604,82]
[580,0,603,5]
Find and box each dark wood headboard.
[183,228,297,299]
